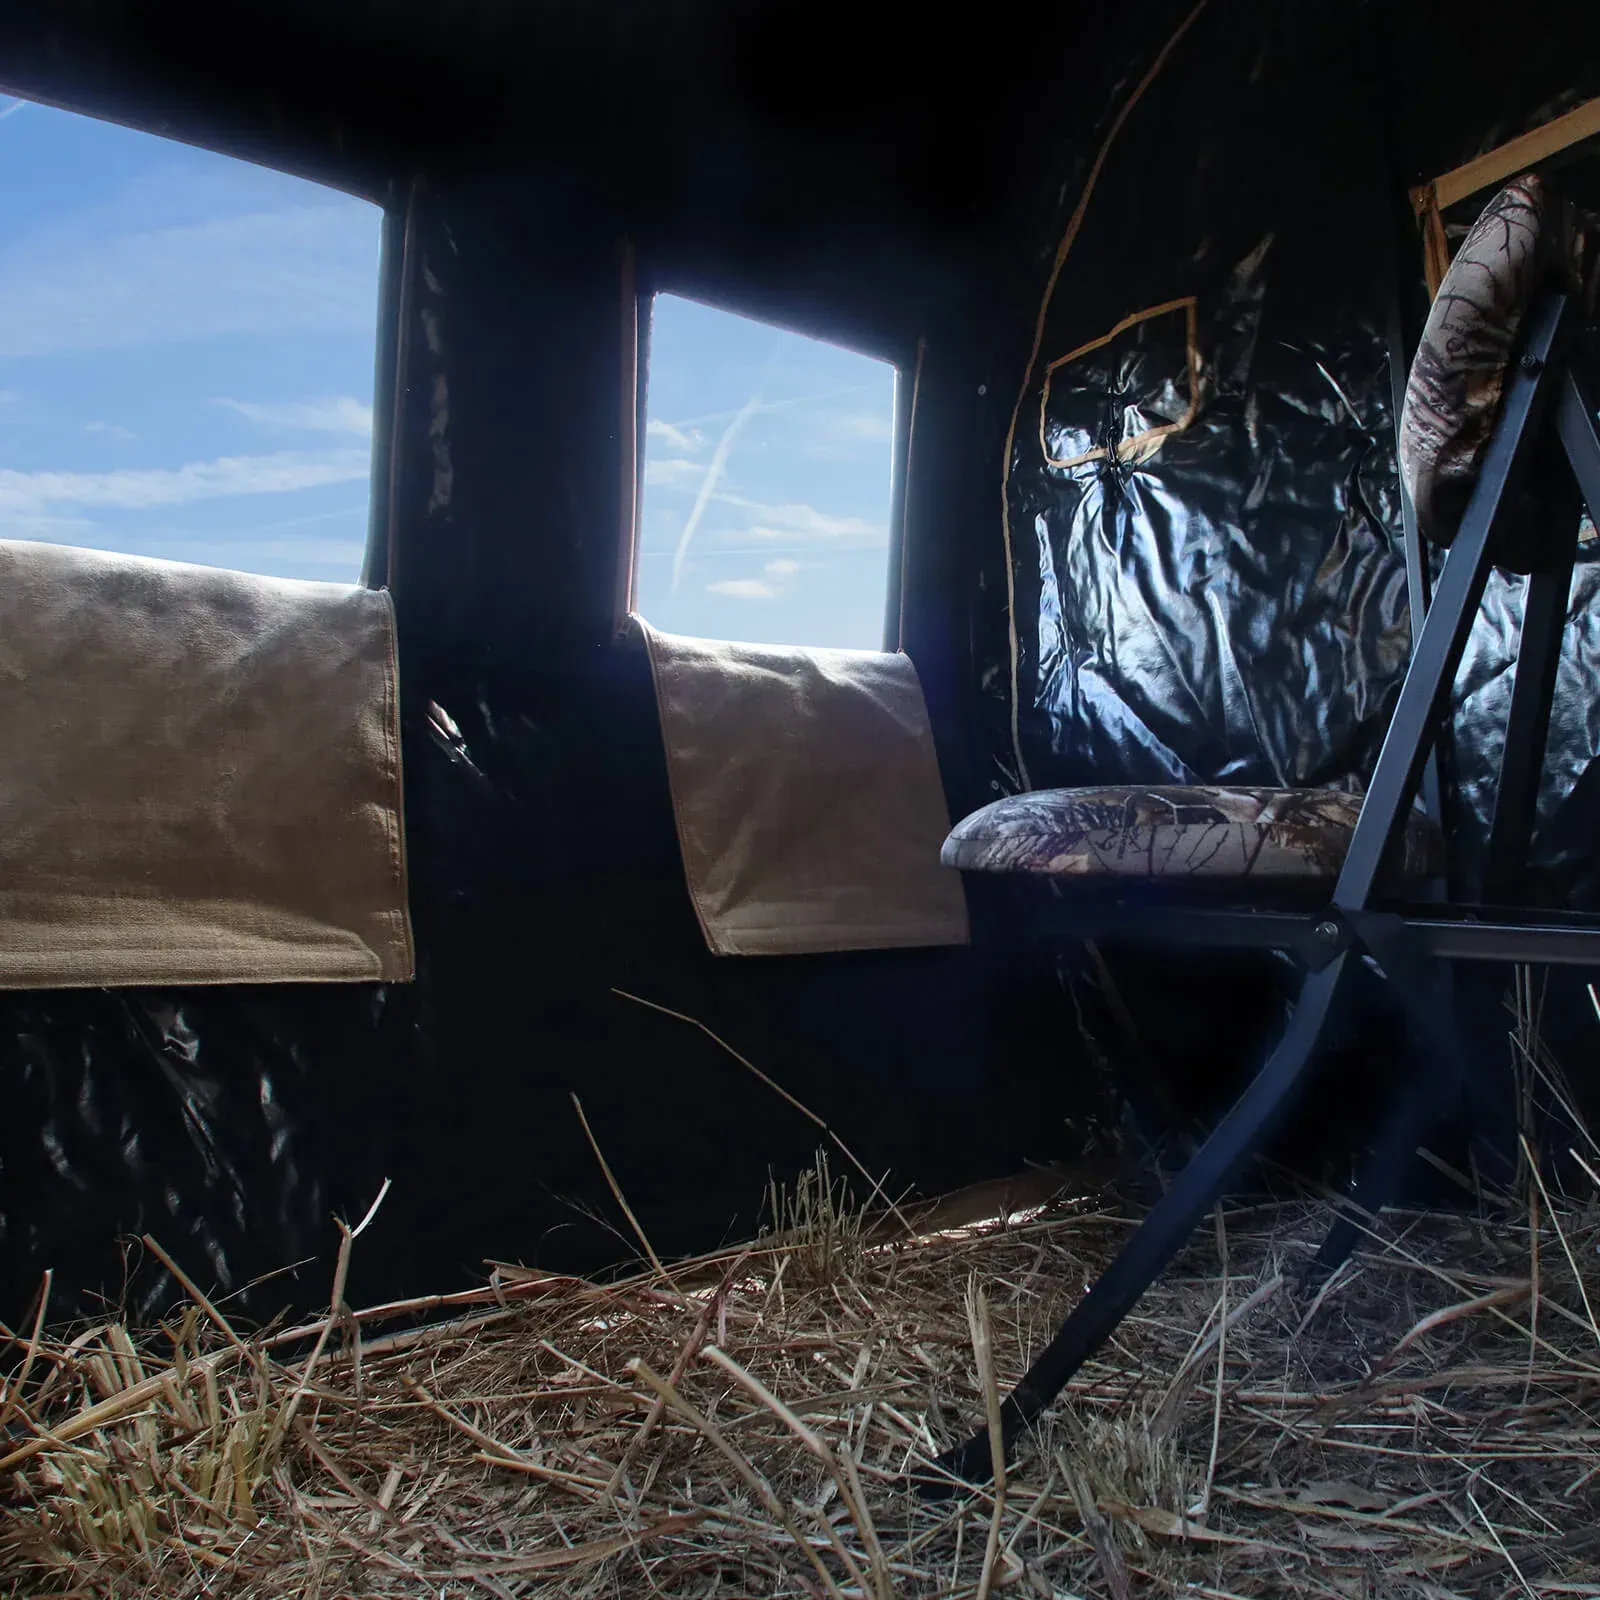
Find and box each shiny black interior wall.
[977,5,1406,798]
[959,5,1411,1161]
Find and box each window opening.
[0,92,383,583]
[634,291,898,651]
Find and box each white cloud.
[646,418,703,451]
[715,493,884,542]
[707,577,777,599]
[794,404,897,461]
[0,203,380,358]
[0,449,370,517]
[643,456,705,489]
[215,396,374,437]
[697,558,798,603]
[0,99,27,124]
[85,421,137,441]
[844,412,894,440]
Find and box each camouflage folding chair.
[926,174,1600,1492]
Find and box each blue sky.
[0,93,381,583]
[0,93,900,645]
[637,295,898,651]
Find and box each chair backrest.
[1398,172,1592,569]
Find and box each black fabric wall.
[979,5,1407,802]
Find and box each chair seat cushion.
[941,786,1443,881]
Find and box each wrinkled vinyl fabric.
[985,12,1413,813]
[1453,557,1600,901]
[1006,242,1411,797]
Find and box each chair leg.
[1311,1048,1443,1277]
[919,953,1349,1496]
[1310,930,1520,1276]
[1556,360,1600,522]
[1483,556,1574,906]
[1348,914,1518,1183]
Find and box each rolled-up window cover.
[640,620,970,957]
[0,539,413,988]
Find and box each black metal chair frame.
[926,288,1600,1494]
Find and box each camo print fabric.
[941,786,1443,880]
[1399,175,1548,549]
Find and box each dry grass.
[5,1149,1600,1599]
[4,969,1598,1597]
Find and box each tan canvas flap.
[0,539,413,988]
[640,622,969,956]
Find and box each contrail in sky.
[670,388,761,593]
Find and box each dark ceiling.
[0,0,1099,302]
[17,0,1596,364]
